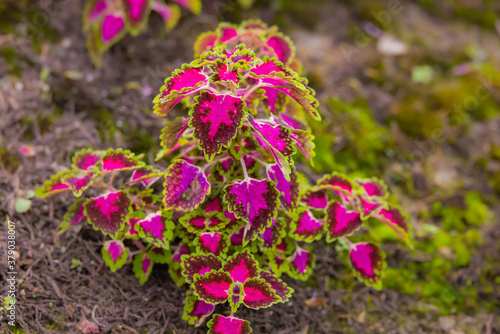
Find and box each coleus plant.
[37,20,411,333]
[83,0,201,67]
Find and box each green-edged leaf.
[189,92,246,162]
[102,240,129,271]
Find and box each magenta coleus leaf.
[119,0,152,35]
[210,62,240,85]
[163,160,211,211]
[207,314,252,334]
[224,179,279,242]
[278,113,307,131]
[217,23,238,43]
[317,173,353,200]
[151,1,181,31]
[101,148,145,172]
[59,199,87,235]
[102,240,128,272]
[194,31,218,56]
[267,164,299,211]
[84,191,132,237]
[133,252,154,285]
[259,219,285,250]
[182,291,215,326]
[375,206,411,243]
[153,65,209,115]
[136,212,175,249]
[62,170,96,197]
[99,13,126,47]
[190,92,246,162]
[258,271,293,302]
[261,87,286,113]
[126,216,141,238]
[325,201,362,242]
[349,242,385,290]
[289,209,323,242]
[193,270,232,304]
[356,178,388,199]
[72,149,103,170]
[266,34,294,64]
[289,248,316,280]
[195,232,229,257]
[130,166,161,187]
[83,0,108,29]
[242,277,280,309]
[248,60,320,120]
[179,211,209,233]
[354,195,384,219]
[35,172,70,198]
[300,189,328,209]
[181,253,223,284]
[249,117,295,174]
[223,252,259,284]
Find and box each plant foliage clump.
[37,20,411,333]
[83,0,201,66]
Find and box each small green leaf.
[15,198,31,213]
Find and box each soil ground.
[1,0,499,333]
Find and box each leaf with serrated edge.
[289,208,323,242]
[356,178,388,199]
[224,179,279,242]
[136,212,175,249]
[35,172,70,198]
[375,206,411,245]
[259,219,285,250]
[223,252,259,284]
[189,92,246,162]
[163,160,211,211]
[325,201,362,241]
[300,189,328,209]
[130,166,162,187]
[194,232,229,257]
[62,170,96,197]
[267,164,299,211]
[84,191,131,237]
[101,148,145,172]
[193,270,232,304]
[133,252,154,285]
[153,65,209,115]
[242,277,280,309]
[182,290,215,326]
[59,199,87,235]
[207,314,252,334]
[258,270,293,302]
[102,240,128,272]
[317,173,353,200]
[349,242,385,290]
[72,149,103,170]
[289,248,315,281]
[181,253,223,283]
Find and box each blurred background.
[0,0,499,333]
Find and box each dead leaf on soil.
[76,315,99,334]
